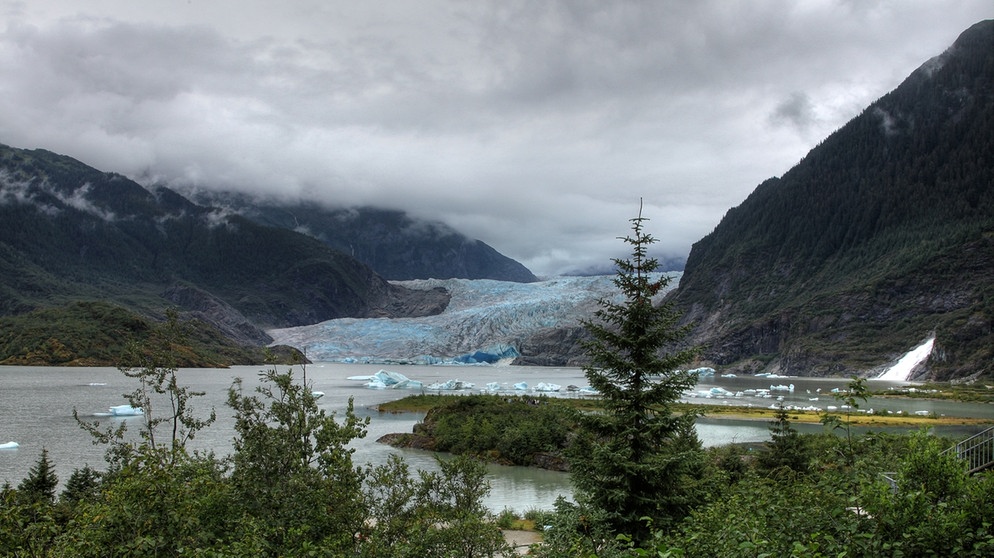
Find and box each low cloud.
[0,1,990,276]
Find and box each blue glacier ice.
[268,274,680,364]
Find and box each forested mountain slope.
[192,196,538,283]
[672,20,994,381]
[0,145,449,363]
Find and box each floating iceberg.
[0,441,18,450]
[365,369,413,389]
[484,382,502,392]
[109,405,143,416]
[513,382,528,391]
[360,369,423,390]
[688,367,715,377]
[311,391,325,399]
[427,379,474,391]
[533,382,561,392]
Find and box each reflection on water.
[1,363,990,511]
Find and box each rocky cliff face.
[162,284,273,346]
[511,326,590,367]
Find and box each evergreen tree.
[17,448,58,505]
[758,404,809,473]
[568,204,704,543]
[60,465,102,505]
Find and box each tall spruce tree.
[17,448,58,505]
[569,204,704,542]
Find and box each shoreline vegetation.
[374,391,994,476]
[375,393,994,427]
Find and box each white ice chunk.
[109,405,143,416]
[533,382,561,392]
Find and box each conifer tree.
[18,448,58,505]
[568,203,704,543]
[759,404,809,473]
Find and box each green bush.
[423,395,575,467]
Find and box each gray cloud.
[0,0,990,276]
[771,92,817,134]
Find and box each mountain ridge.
[0,144,454,364]
[670,19,994,381]
[186,194,538,283]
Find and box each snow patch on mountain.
[268,273,680,364]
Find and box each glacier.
[268,274,679,364]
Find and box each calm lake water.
[1,363,991,512]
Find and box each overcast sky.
[1,1,990,277]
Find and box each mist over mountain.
[670,20,994,381]
[187,193,538,283]
[0,144,451,364]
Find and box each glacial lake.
[1,363,991,512]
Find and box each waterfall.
[876,336,935,382]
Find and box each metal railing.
[946,426,994,475]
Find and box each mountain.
[191,193,538,283]
[0,144,450,364]
[670,20,994,381]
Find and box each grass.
[688,404,993,426]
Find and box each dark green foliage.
[17,449,58,506]
[0,300,301,366]
[862,430,994,557]
[613,429,994,558]
[0,301,150,365]
[419,395,575,467]
[534,497,632,558]
[361,455,511,557]
[226,365,370,553]
[662,470,870,558]
[757,405,810,473]
[569,207,704,542]
[56,451,236,556]
[59,466,101,505]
